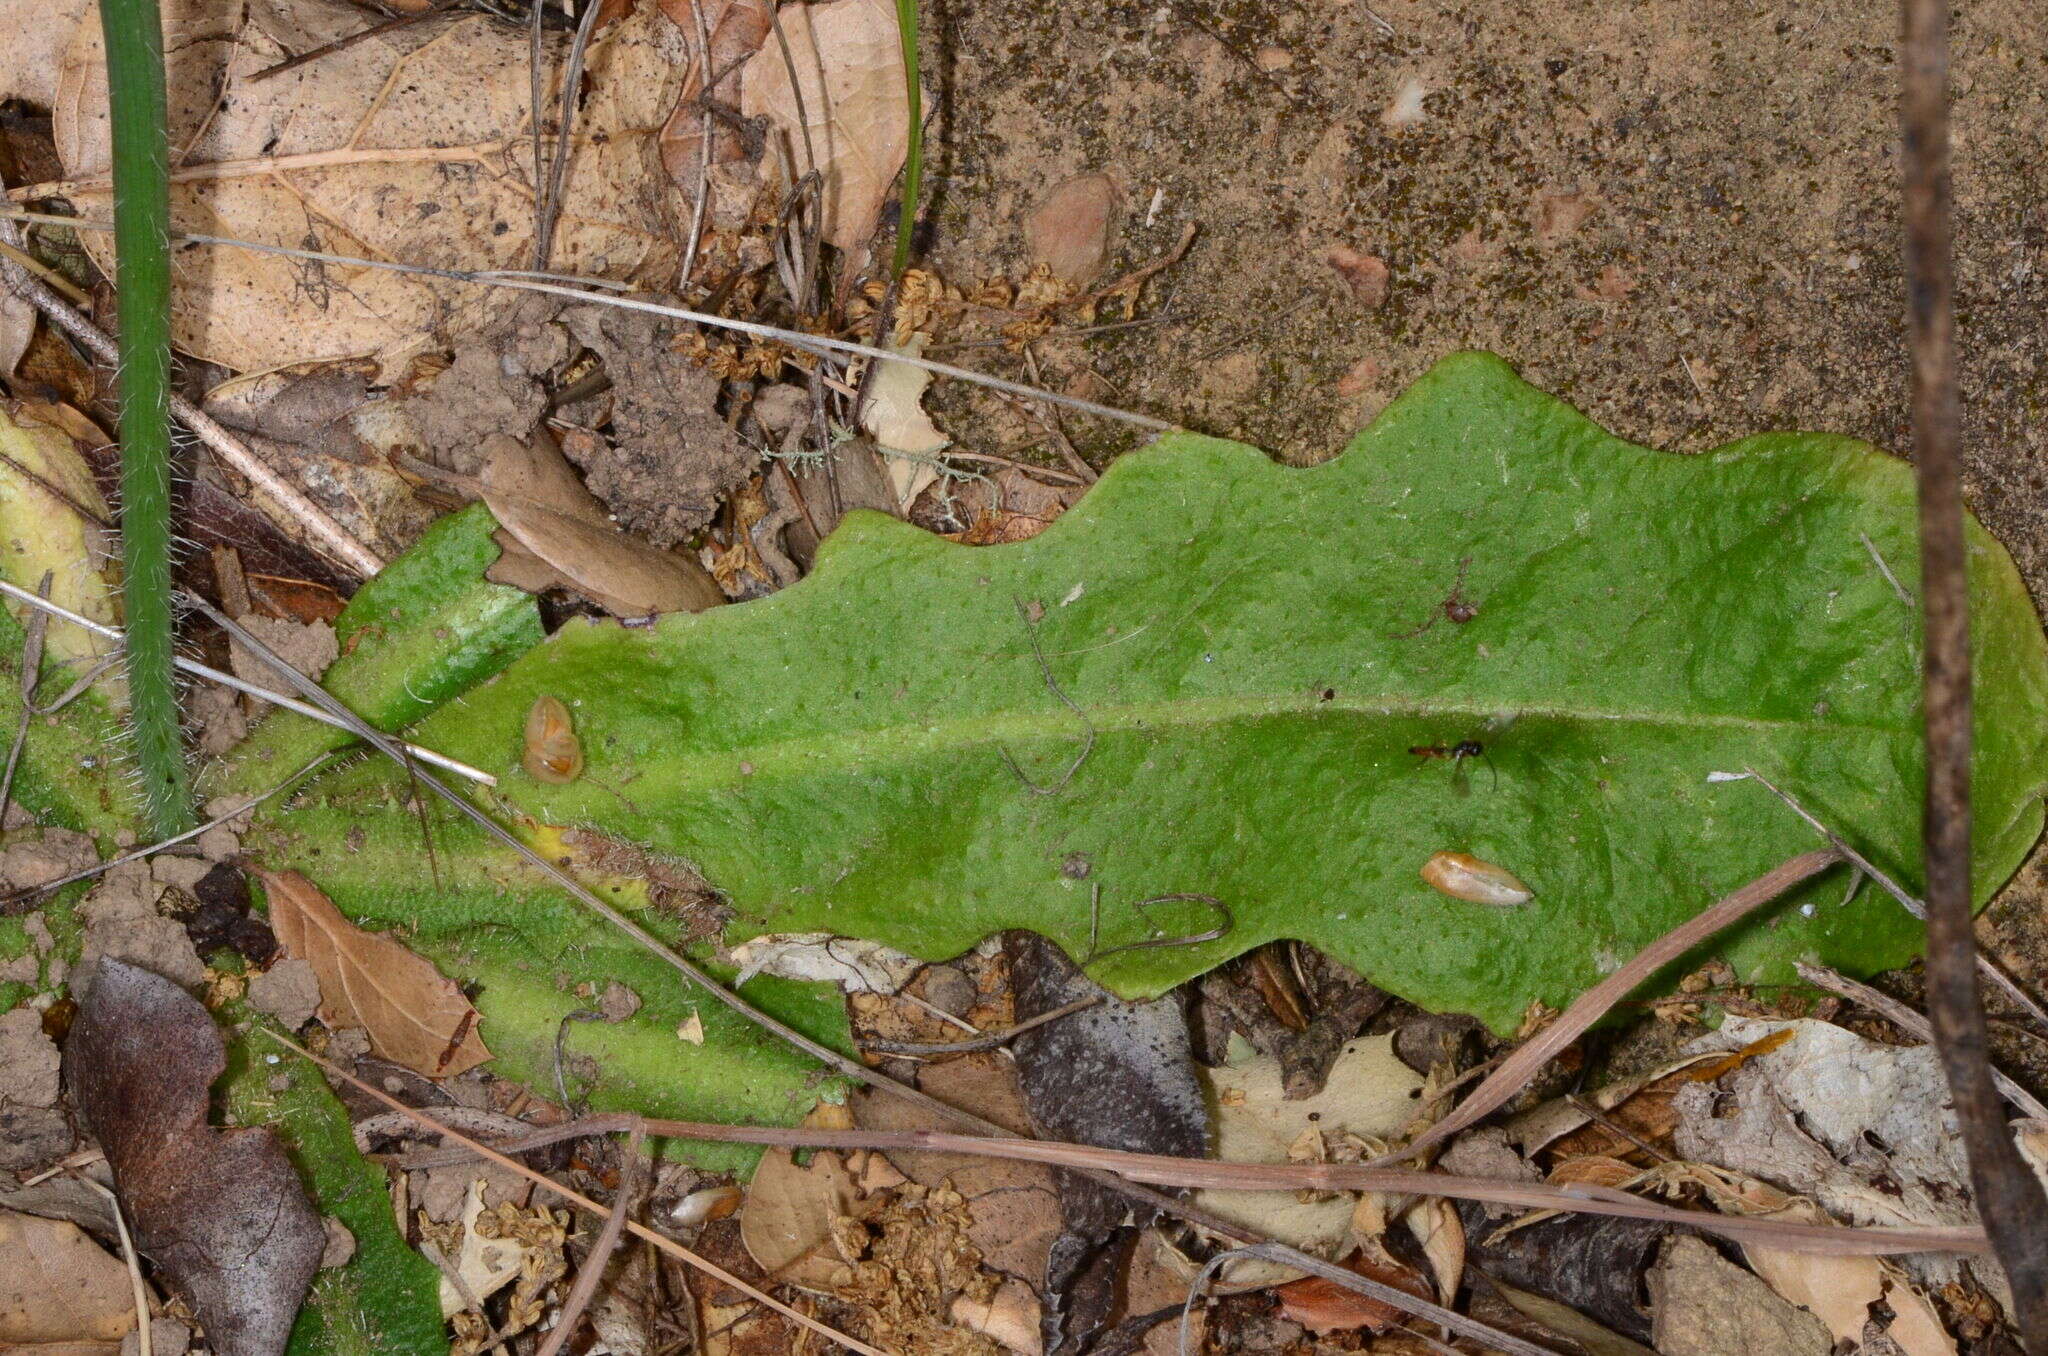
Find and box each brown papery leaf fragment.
[479,432,723,617]
[261,870,492,1077]
[64,958,325,1356]
[739,0,923,255]
[1275,1251,1433,1336]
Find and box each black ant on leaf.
[1391,556,1479,639]
[1409,738,1496,795]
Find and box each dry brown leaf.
[0,0,92,107]
[852,1054,1062,1287]
[656,0,773,192]
[739,0,923,255]
[859,334,950,509]
[261,870,491,1077]
[0,1210,135,1349]
[739,1103,890,1293]
[202,362,432,560]
[433,1179,527,1319]
[1194,1035,1421,1273]
[1744,1243,1955,1356]
[1273,1251,1432,1336]
[50,0,684,374]
[66,959,325,1356]
[479,432,724,616]
[1405,1196,1464,1306]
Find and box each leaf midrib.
[594,689,1903,794]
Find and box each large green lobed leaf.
[254,353,2048,1037]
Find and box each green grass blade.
[892,0,922,278]
[98,0,193,836]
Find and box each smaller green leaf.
[221,1014,444,1356]
[207,503,542,798]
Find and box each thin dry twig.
[247,0,462,82]
[1,211,1173,431]
[271,1031,889,1356]
[1373,848,1844,1166]
[392,1110,1989,1257]
[1180,1244,1547,1356]
[859,995,1102,1055]
[1899,0,2048,1337]
[532,0,604,270]
[1797,962,2048,1121]
[678,0,716,290]
[80,1180,151,1356]
[0,579,492,784]
[0,226,385,576]
[533,1123,646,1356]
[1740,767,2048,1032]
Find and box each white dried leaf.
[728,932,923,994]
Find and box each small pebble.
[920,965,978,1017]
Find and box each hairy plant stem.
[98,0,193,836]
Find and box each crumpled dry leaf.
[739,1104,896,1292]
[856,1056,1064,1310]
[1406,1196,1464,1306]
[1672,1019,1972,1247]
[728,931,924,993]
[739,0,923,254]
[1743,1234,1955,1356]
[0,400,120,688]
[64,958,325,1356]
[1662,1153,1957,1354]
[52,0,685,374]
[480,432,725,617]
[1193,1034,1422,1273]
[1273,1251,1433,1337]
[853,1051,1062,1290]
[433,1179,527,1319]
[1646,1235,1830,1356]
[261,870,491,1077]
[860,334,951,510]
[656,0,772,195]
[0,1209,136,1351]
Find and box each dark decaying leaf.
[64,958,324,1356]
[1004,931,1208,1355]
[1196,944,1390,1098]
[1454,1198,1670,1342]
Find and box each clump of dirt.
[557,305,755,548]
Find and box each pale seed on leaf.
[1420,852,1533,906]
